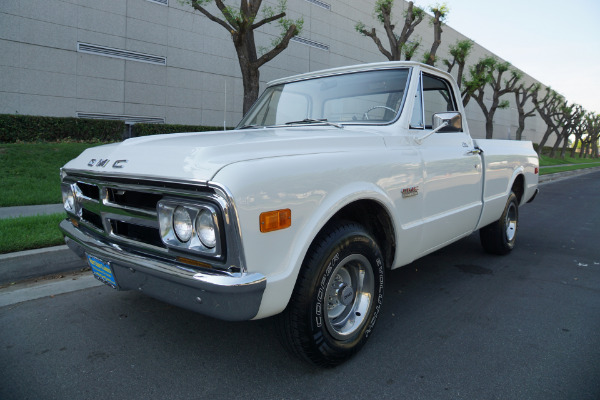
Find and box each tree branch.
[256,24,297,67]
[252,11,285,30]
[358,27,393,61]
[191,1,234,32]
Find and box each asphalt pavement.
[1,170,599,399]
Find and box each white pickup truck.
[60,61,539,366]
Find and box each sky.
[428,0,600,114]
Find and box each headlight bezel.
[61,183,82,217]
[157,199,224,259]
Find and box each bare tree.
[188,0,303,114]
[422,4,449,66]
[514,83,539,141]
[443,39,474,90]
[355,0,425,61]
[532,87,564,155]
[463,57,521,139]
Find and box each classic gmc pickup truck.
[60,61,539,366]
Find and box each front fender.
[212,151,412,319]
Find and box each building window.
[305,0,331,10]
[291,37,329,51]
[77,43,167,65]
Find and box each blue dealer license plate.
[87,254,118,289]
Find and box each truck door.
[410,72,483,255]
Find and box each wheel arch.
[322,199,396,270]
[511,173,525,204]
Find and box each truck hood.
[63,127,385,182]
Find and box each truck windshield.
[237,68,410,129]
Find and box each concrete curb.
[0,245,86,285]
[538,166,600,184]
[1,168,599,285]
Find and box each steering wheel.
[363,105,397,120]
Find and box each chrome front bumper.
[60,219,266,321]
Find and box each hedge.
[132,123,233,137]
[0,114,124,143]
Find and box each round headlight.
[173,206,193,243]
[196,209,216,248]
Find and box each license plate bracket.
[87,254,119,289]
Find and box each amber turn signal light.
[260,209,291,233]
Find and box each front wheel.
[277,221,385,367]
[480,192,519,255]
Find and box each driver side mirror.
[432,112,462,133]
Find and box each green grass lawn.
[0,213,66,254]
[540,154,600,166]
[539,154,600,174]
[539,163,600,175]
[0,142,105,207]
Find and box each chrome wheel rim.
[324,254,374,340]
[505,202,517,242]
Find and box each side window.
[422,74,457,129]
[409,78,424,129]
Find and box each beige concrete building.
[0,0,545,142]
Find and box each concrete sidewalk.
[1,167,599,285]
[0,203,64,219]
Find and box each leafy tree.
[580,113,600,158]
[513,83,539,141]
[463,57,521,139]
[443,39,473,91]
[547,103,585,159]
[565,106,587,158]
[355,0,425,61]
[188,0,303,114]
[532,87,564,155]
[422,4,449,66]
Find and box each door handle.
[465,148,482,156]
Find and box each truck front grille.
[61,172,243,273]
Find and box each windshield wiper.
[284,118,343,129]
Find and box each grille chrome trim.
[61,171,245,273]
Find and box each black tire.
[277,221,385,367]
[480,192,519,255]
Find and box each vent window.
[305,0,331,10]
[77,42,167,65]
[291,37,329,51]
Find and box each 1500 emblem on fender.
[402,186,419,198]
[88,159,128,168]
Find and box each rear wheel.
[277,221,385,367]
[480,192,519,255]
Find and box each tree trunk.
[485,118,494,139]
[234,32,260,115]
[456,64,465,89]
[516,116,525,140]
[536,127,554,155]
[240,63,260,115]
[425,10,442,66]
[580,142,589,158]
[549,135,562,158]
[569,137,580,158]
[560,135,569,159]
